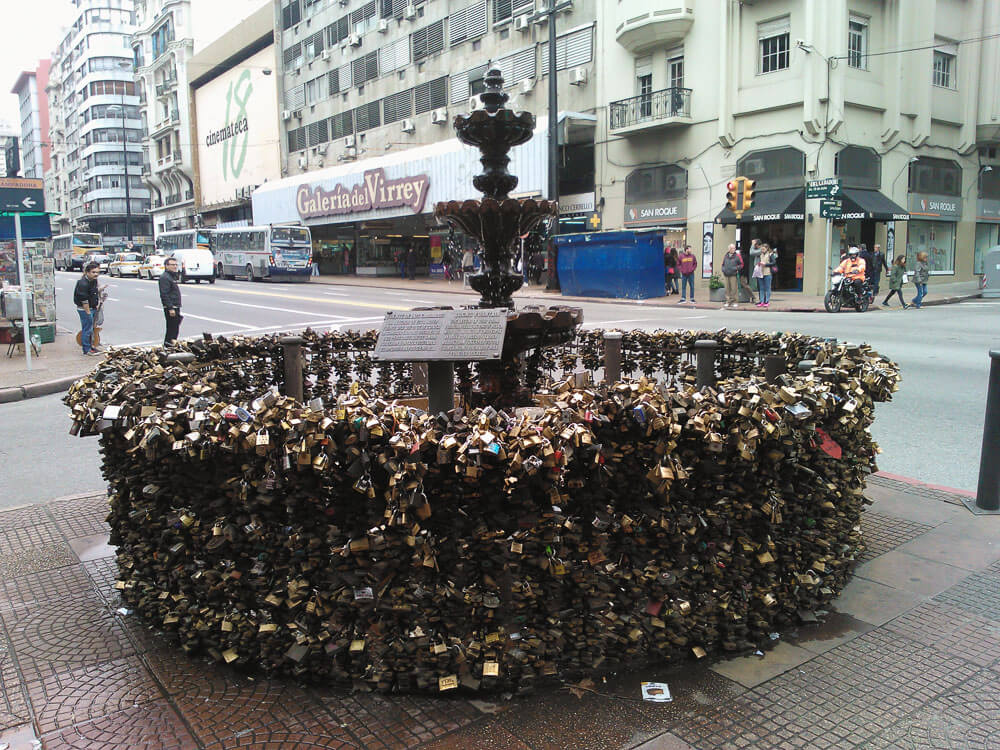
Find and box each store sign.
[806,178,841,199]
[296,169,430,220]
[624,199,687,226]
[560,192,595,215]
[909,192,962,220]
[756,213,804,222]
[978,198,1000,222]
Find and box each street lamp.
[891,156,919,203]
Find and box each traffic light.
[742,177,755,211]
[726,180,739,212]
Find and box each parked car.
[108,252,142,277]
[138,253,166,279]
[86,253,110,272]
[169,248,215,283]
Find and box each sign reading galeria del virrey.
[296,169,430,220]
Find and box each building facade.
[594,0,1000,296]
[11,62,52,180]
[48,0,152,250]
[255,0,597,275]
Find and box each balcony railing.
[609,87,692,131]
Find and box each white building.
[594,0,1000,295]
[11,63,51,180]
[48,0,152,249]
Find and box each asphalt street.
[1,272,995,510]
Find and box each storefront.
[622,165,688,252]
[975,168,1000,275]
[558,192,598,235]
[251,125,548,277]
[905,157,962,275]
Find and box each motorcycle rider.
[833,246,867,301]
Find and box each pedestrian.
[462,247,475,278]
[677,245,697,303]
[755,243,775,308]
[395,245,406,279]
[720,243,744,308]
[529,249,544,284]
[311,249,320,277]
[406,244,417,280]
[159,256,183,346]
[911,251,929,308]
[74,261,101,356]
[881,255,909,309]
[870,243,888,296]
[663,247,678,294]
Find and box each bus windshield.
[271,227,311,244]
[74,233,102,247]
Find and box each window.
[330,110,353,139]
[625,166,687,203]
[287,126,306,152]
[327,68,340,96]
[352,52,379,87]
[540,24,594,73]
[414,76,447,113]
[908,157,961,196]
[351,1,377,34]
[304,32,324,62]
[847,14,868,70]
[151,20,174,61]
[305,76,325,105]
[379,37,410,75]
[668,51,684,89]
[933,46,956,89]
[326,16,350,47]
[758,16,790,74]
[450,1,488,47]
[411,19,444,61]
[283,43,303,71]
[282,0,302,30]
[737,147,804,190]
[132,44,145,68]
[307,118,329,146]
[285,84,305,110]
[906,221,955,274]
[382,89,412,123]
[635,55,652,118]
[494,45,536,84]
[493,0,533,25]
[354,100,381,131]
[835,145,880,189]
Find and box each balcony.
[616,2,694,53]
[609,87,692,134]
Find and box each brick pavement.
[0,477,997,750]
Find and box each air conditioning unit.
[321,50,332,61]
[401,118,415,133]
[316,157,324,167]
[343,146,357,159]
[520,78,535,94]
[378,19,389,32]
[468,95,483,111]
[344,135,356,147]
[569,67,588,86]
[317,143,328,154]
[515,15,531,31]
[293,109,303,119]
[404,3,417,19]
[349,33,362,46]
[282,110,292,120]
[430,107,448,124]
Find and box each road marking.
[401,298,435,304]
[108,297,120,302]
[178,285,410,310]
[583,318,653,327]
[219,300,353,319]
[143,306,255,329]
[324,291,348,296]
[681,315,709,319]
[384,291,407,296]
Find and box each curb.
[0,375,80,404]
[873,470,976,499]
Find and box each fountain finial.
[480,67,508,114]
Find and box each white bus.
[155,229,213,254]
[52,232,104,271]
[212,225,313,282]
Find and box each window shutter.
[758,16,790,39]
[450,1,487,46]
[540,24,593,72]
[327,68,340,96]
[337,62,352,89]
[494,0,512,24]
[383,89,412,123]
[380,37,410,74]
[307,118,329,146]
[284,84,305,110]
[355,100,381,131]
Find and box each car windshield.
[123,254,141,262]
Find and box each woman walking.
[911,251,930,308]
[881,255,909,308]
[755,243,775,308]
[664,247,678,295]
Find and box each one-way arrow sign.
[0,177,45,214]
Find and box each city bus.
[155,229,213,254]
[52,232,104,271]
[212,225,313,282]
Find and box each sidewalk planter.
[555,229,666,299]
[66,330,899,694]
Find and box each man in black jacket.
[73,262,101,355]
[158,256,182,346]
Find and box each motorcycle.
[825,273,871,313]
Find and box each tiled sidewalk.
[0,475,997,750]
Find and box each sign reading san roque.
[296,169,431,220]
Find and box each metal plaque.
[373,308,507,361]
[0,177,45,213]
[819,199,843,219]
[806,178,841,200]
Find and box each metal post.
[280,335,305,402]
[603,331,622,383]
[427,361,454,415]
[975,350,1000,511]
[544,2,561,292]
[764,354,786,383]
[14,213,31,371]
[824,218,832,294]
[121,95,132,243]
[694,339,717,389]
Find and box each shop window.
[835,145,880,189]
[625,165,687,203]
[847,14,868,70]
[758,16,790,74]
[906,221,955,275]
[908,157,961,196]
[737,147,804,191]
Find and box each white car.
[169,248,216,283]
[108,252,142,277]
[139,254,166,279]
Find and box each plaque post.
[427,361,455,415]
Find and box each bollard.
[764,354,786,383]
[694,339,718,389]
[165,352,195,365]
[280,336,305,402]
[427,360,455,415]
[975,350,1000,512]
[603,331,623,384]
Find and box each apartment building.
[594,0,1000,296]
[11,62,52,180]
[131,0,198,235]
[252,0,597,275]
[48,0,152,250]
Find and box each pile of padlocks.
[66,329,900,693]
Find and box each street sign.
[819,199,842,219]
[0,177,45,214]
[806,178,841,199]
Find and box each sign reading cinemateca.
[373,309,508,361]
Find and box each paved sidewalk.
[0,327,103,398]
[0,473,997,750]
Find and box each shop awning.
[715,188,805,225]
[839,188,909,221]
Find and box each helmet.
[848,247,860,257]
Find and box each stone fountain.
[434,67,583,406]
